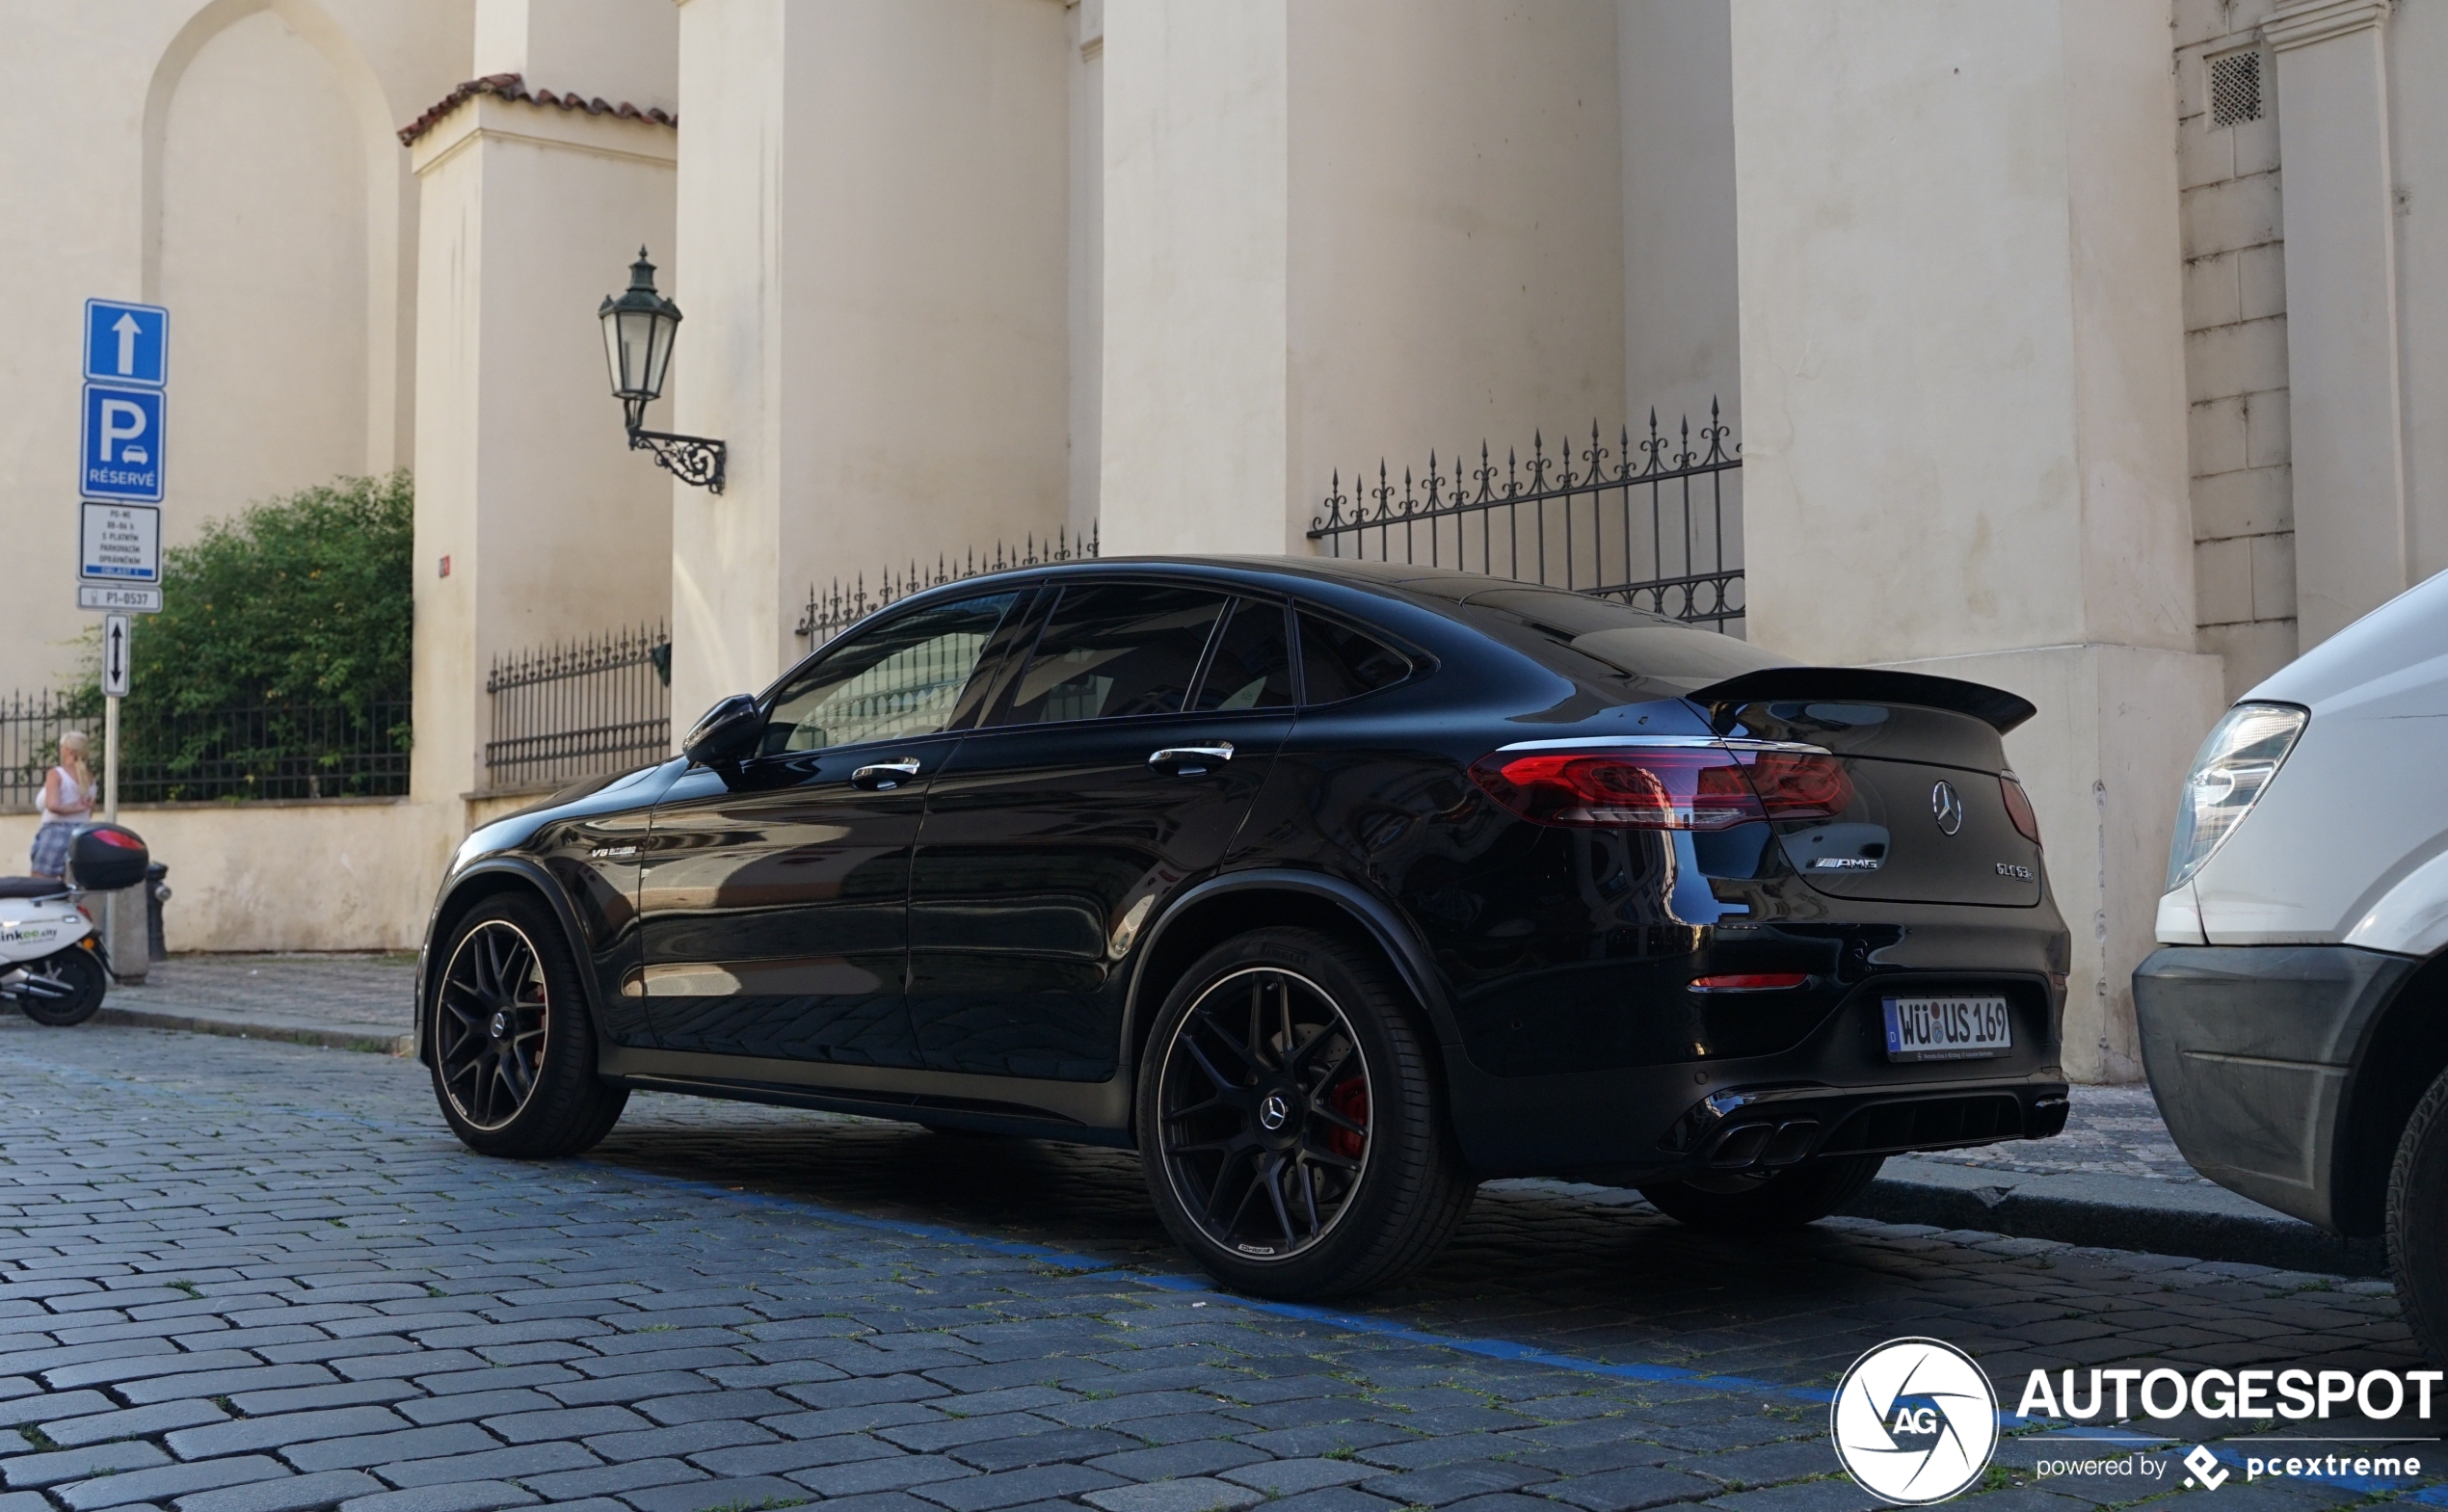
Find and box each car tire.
[2388,1065,2448,1365]
[428,894,627,1158]
[1136,926,1474,1299]
[1638,1154,1886,1233]
[18,945,106,1026]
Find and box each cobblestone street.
[0,1014,2435,1512]
[88,958,2213,1184]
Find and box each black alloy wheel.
[428,894,627,1158]
[17,945,105,1026]
[1137,927,1474,1298]
[1159,965,1373,1259]
[435,917,551,1129]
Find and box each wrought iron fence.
[0,689,410,808]
[796,525,1099,647]
[484,623,672,791]
[1309,403,1743,627]
[120,702,412,803]
[0,690,95,810]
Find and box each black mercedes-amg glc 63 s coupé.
[419,557,2070,1297]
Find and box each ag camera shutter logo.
[1831,1338,1999,1504]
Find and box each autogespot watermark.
[1830,1339,1999,1504]
[1827,1342,2438,1505]
[2015,1366,2434,1494]
[2014,1365,2444,1425]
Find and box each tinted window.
[1192,598,1295,712]
[1299,613,1411,703]
[1461,587,1789,689]
[762,592,1019,754]
[1002,583,1227,725]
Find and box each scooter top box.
[68,823,147,891]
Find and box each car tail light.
[1689,973,1809,993]
[2167,702,2307,889]
[2000,773,2041,846]
[1743,752,1853,822]
[1469,741,1851,830]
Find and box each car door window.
[1297,612,1411,703]
[1192,597,1295,712]
[1000,583,1228,725]
[762,592,1020,754]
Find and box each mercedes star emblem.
[1931,781,1965,836]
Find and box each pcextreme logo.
[1830,1338,2000,1504]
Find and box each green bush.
[73,473,414,802]
[129,471,412,714]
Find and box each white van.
[2136,570,2448,1360]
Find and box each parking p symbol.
[98,399,146,462]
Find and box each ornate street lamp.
[599,247,725,492]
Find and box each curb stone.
[92,1005,411,1056]
[1841,1155,2390,1278]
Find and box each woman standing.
[30,730,93,880]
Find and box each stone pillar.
[667,0,1072,731]
[1619,0,1742,438]
[1101,0,1629,557]
[408,31,678,813]
[1068,0,1106,540]
[2265,0,2409,645]
[1729,0,2226,1082]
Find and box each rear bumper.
[1447,969,2066,1181]
[2133,944,2415,1231]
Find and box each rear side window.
[1299,613,1411,704]
[1002,583,1228,724]
[1192,598,1295,712]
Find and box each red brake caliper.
[1327,1077,1369,1160]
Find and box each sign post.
[101,614,129,821]
[81,299,167,978]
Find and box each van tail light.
[2000,773,2041,847]
[1468,741,1851,830]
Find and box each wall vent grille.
[2211,50,2263,126]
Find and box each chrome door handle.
[1148,743,1234,774]
[850,756,924,790]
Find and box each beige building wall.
[0,0,466,693]
[1104,0,1628,560]
[667,0,1072,730]
[407,86,679,809]
[2392,0,2448,594]
[2175,0,2448,693]
[0,801,447,952]
[2176,0,2297,702]
[1730,0,2225,1082]
[1619,0,1742,442]
[1067,0,1105,540]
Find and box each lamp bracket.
[626,423,727,493]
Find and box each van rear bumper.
[2133,944,2416,1232]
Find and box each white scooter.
[0,822,150,1027]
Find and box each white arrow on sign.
[112,312,141,377]
[102,614,130,698]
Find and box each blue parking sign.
[85,300,168,387]
[82,383,164,502]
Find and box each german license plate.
[1882,995,2012,1061]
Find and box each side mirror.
[680,694,763,767]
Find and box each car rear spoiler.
[1688,667,2037,734]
